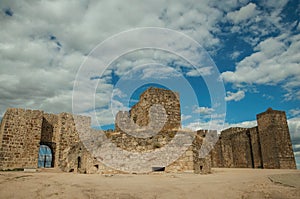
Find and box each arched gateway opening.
[38,145,53,168]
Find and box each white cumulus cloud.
[227,3,259,24]
[225,90,245,102]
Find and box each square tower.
[257,108,296,169]
[115,87,181,132]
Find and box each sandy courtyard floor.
[0,168,299,199]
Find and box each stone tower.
[257,108,296,169]
[210,108,296,169]
[0,108,44,169]
[115,87,181,132]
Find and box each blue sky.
[0,0,299,168]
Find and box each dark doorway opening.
[152,167,165,172]
[77,157,81,169]
[38,145,53,168]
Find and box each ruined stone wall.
[166,145,194,173]
[211,127,256,168]
[41,113,59,167]
[211,108,296,169]
[57,113,98,172]
[257,108,296,169]
[59,112,210,174]
[2,88,296,173]
[105,129,198,173]
[56,113,83,168]
[105,130,176,152]
[0,104,296,173]
[78,128,129,174]
[162,130,213,174]
[116,87,181,132]
[231,130,252,168]
[211,139,223,167]
[77,127,210,174]
[192,130,212,174]
[105,87,209,173]
[0,108,43,169]
[41,113,58,143]
[0,104,210,174]
[60,142,99,174]
[219,128,246,168]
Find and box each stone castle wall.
[192,130,212,174]
[0,108,43,169]
[213,127,246,168]
[0,87,211,174]
[0,108,91,171]
[41,113,59,167]
[257,108,296,169]
[56,113,80,168]
[231,130,252,168]
[211,108,296,169]
[0,88,297,173]
[41,113,58,143]
[108,88,209,174]
[248,127,262,168]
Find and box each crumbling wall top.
[257,107,286,118]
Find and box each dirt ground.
[0,168,299,199]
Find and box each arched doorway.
[38,145,53,168]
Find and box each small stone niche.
[152,166,165,172]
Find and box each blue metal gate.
[38,145,52,168]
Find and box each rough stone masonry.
[0,87,296,174]
[211,108,296,169]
